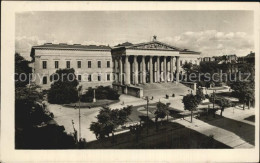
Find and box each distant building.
[201,54,237,64]
[201,57,215,62]
[238,51,255,64]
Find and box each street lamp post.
[144,96,153,136]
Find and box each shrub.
[81,86,119,102]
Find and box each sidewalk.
[175,107,255,148]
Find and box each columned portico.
[111,39,200,89]
[113,54,181,85]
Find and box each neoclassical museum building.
[30,38,201,97]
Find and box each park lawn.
[63,99,119,109]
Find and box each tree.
[215,97,231,116]
[154,102,170,130]
[182,94,200,123]
[230,81,254,110]
[15,83,47,126]
[90,105,132,142]
[48,68,79,104]
[182,62,200,82]
[196,88,205,103]
[15,83,78,149]
[15,53,32,87]
[197,61,220,87]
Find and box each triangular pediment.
[126,41,182,51]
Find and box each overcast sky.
[16,11,254,60]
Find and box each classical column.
[124,56,130,85]
[134,56,138,85]
[113,58,118,82]
[142,56,146,84]
[176,56,180,82]
[157,56,160,83]
[164,56,167,83]
[170,56,174,82]
[149,56,153,83]
[119,57,123,85]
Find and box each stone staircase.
[139,82,193,97]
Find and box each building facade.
[30,43,113,89]
[30,40,201,96]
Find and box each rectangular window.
[43,76,47,84]
[180,61,182,66]
[88,75,92,82]
[88,61,91,68]
[98,61,101,68]
[78,75,81,82]
[98,74,101,81]
[55,61,59,69]
[42,61,47,69]
[107,61,110,68]
[66,61,70,68]
[107,74,110,81]
[77,61,81,68]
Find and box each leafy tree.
[15,83,47,126]
[196,88,205,103]
[230,81,254,109]
[15,83,77,149]
[48,68,79,104]
[182,94,200,123]
[155,102,170,130]
[182,62,200,82]
[199,61,219,74]
[215,97,231,116]
[15,53,32,87]
[90,105,132,142]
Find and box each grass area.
[138,106,157,114]
[63,99,119,109]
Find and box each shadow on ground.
[244,115,255,122]
[199,114,255,146]
[85,121,231,149]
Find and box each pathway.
[175,107,255,148]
